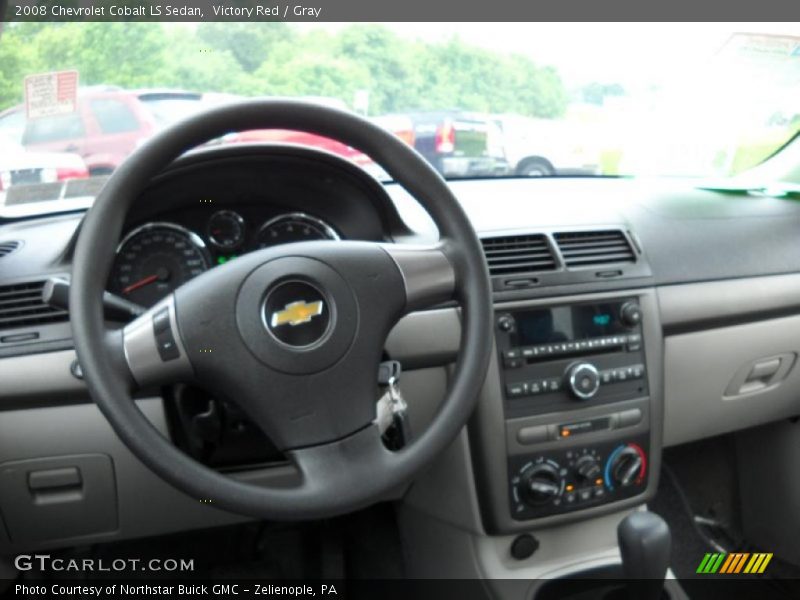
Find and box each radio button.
[600,370,613,384]
[632,364,645,378]
[506,383,527,397]
[627,333,642,351]
[530,381,542,395]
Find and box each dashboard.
[4,142,800,555]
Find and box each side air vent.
[554,230,636,268]
[0,280,68,330]
[481,234,557,276]
[0,240,21,259]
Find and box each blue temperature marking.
[604,444,625,490]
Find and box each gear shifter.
[617,511,671,600]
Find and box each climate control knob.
[607,444,646,489]
[518,463,562,506]
[575,455,602,482]
[566,362,600,400]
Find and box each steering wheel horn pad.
[70,100,493,519]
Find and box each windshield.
[1,22,798,211]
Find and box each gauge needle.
[122,274,159,295]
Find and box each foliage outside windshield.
[0,22,798,210]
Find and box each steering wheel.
[70,100,493,520]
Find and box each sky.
[295,22,799,89]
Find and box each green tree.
[0,24,38,107]
[198,22,293,74]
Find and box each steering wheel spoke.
[382,243,456,312]
[122,294,194,388]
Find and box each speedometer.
[108,222,210,308]
[253,212,340,249]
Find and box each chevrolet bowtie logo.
[271,300,324,328]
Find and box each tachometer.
[207,210,245,250]
[108,222,210,308]
[254,212,339,249]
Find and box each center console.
[470,290,663,533]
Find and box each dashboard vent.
[480,234,557,276]
[0,240,21,259]
[0,280,68,330]
[554,230,635,268]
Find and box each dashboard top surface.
[2,147,800,291]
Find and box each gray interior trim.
[0,399,249,553]
[658,273,800,330]
[0,350,86,404]
[663,314,800,446]
[385,308,461,369]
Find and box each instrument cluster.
[107,210,340,308]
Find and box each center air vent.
[554,230,635,268]
[0,240,21,259]
[0,280,68,331]
[481,234,557,276]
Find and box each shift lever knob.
[617,511,671,600]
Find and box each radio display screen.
[512,303,627,346]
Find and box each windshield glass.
[0,22,798,211]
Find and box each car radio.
[495,298,652,521]
[496,298,647,419]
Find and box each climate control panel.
[508,435,649,520]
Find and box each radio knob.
[519,463,562,506]
[575,455,602,482]
[566,362,600,400]
[620,301,642,328]
[497,314,515,332]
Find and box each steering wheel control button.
[153,308,180,362]
[263,282,330,348]
[152,307,171,334]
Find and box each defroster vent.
[0,241,21,259]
